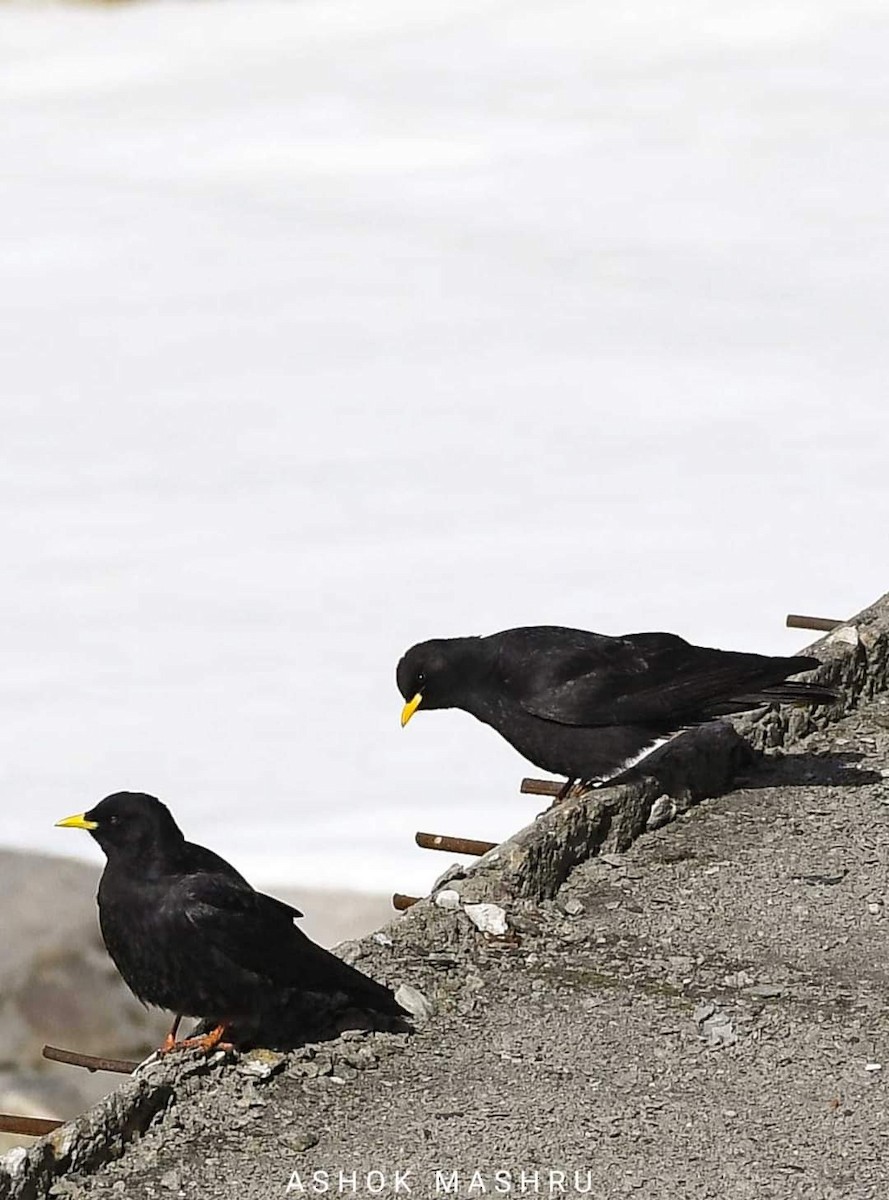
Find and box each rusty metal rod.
[43,1045,138,1075]
[520,777,564,797]
[0,1113,63,1137]
[786,614,843,632]
[415,832,497,856]
[392,893,420,910]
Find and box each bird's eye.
[417,672,426,686]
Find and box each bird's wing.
[495,626,642,695]
[499,627,663,725]
[173,873,304,981]
[516,632,815,727]
[174,873,404,1014]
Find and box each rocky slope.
[10,692,889,1199]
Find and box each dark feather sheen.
[397,626,837,782]
[85,792,404,1035]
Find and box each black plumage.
[397,626,837,787]
[57,792,404,1050]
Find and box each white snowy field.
[0,0,886,895]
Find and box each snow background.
[0,0,886,893]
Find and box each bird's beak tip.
[400,693,423,728]
[55,813,98,831]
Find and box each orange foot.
[159,1020,234,1055]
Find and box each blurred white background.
[0,0,886,893]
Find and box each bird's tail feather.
[298,935,407,1017]
[705,679,839,716]
[735,680,839,706]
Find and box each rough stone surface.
[3,593,888,1198]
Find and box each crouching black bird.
[397,626,837,792]
[56,792,405,1053]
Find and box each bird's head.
[56,791,185,861]
[396,636,487,726]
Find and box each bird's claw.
[158,1023,234,1055]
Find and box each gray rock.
[463,903,508,935]
[280,1130,320,1154]
[394,984,434,1021]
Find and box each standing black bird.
[57,792,405,1053]
[397,626,836,790]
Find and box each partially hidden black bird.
[56,792,405,1053]
[397,626,837,793]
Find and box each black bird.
[397,626,836,791]
[57,792,405,1052]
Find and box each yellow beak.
[55,813,99,831]
[400,693,423,727]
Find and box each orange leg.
[165,1021,235,1054]
[160,1014,183,1054]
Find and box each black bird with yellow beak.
[57,792,406,1053]
[397,625,836,793]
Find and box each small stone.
[301,1055,333,1078]
[826,625,859,646]
[434,889,462,911]
[693,1002,716,1024]
[562,897,584,916]
[464,903,509,935]
[723,970,755,989]
[865,1062,882,1072]
[700,1011,736,1047]
[338,1045,378,1070]
[3,1149,28,1180]
[646,795,677,831]
[373,932,394,946]
[281,1130,320,1153]
[237,1049,287,1079]
[746,984,783,998]
[395,983,435,1021]
[159,1169,182,1191]
[711,1016,736,1043]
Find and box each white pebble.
[463,903,509,935]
